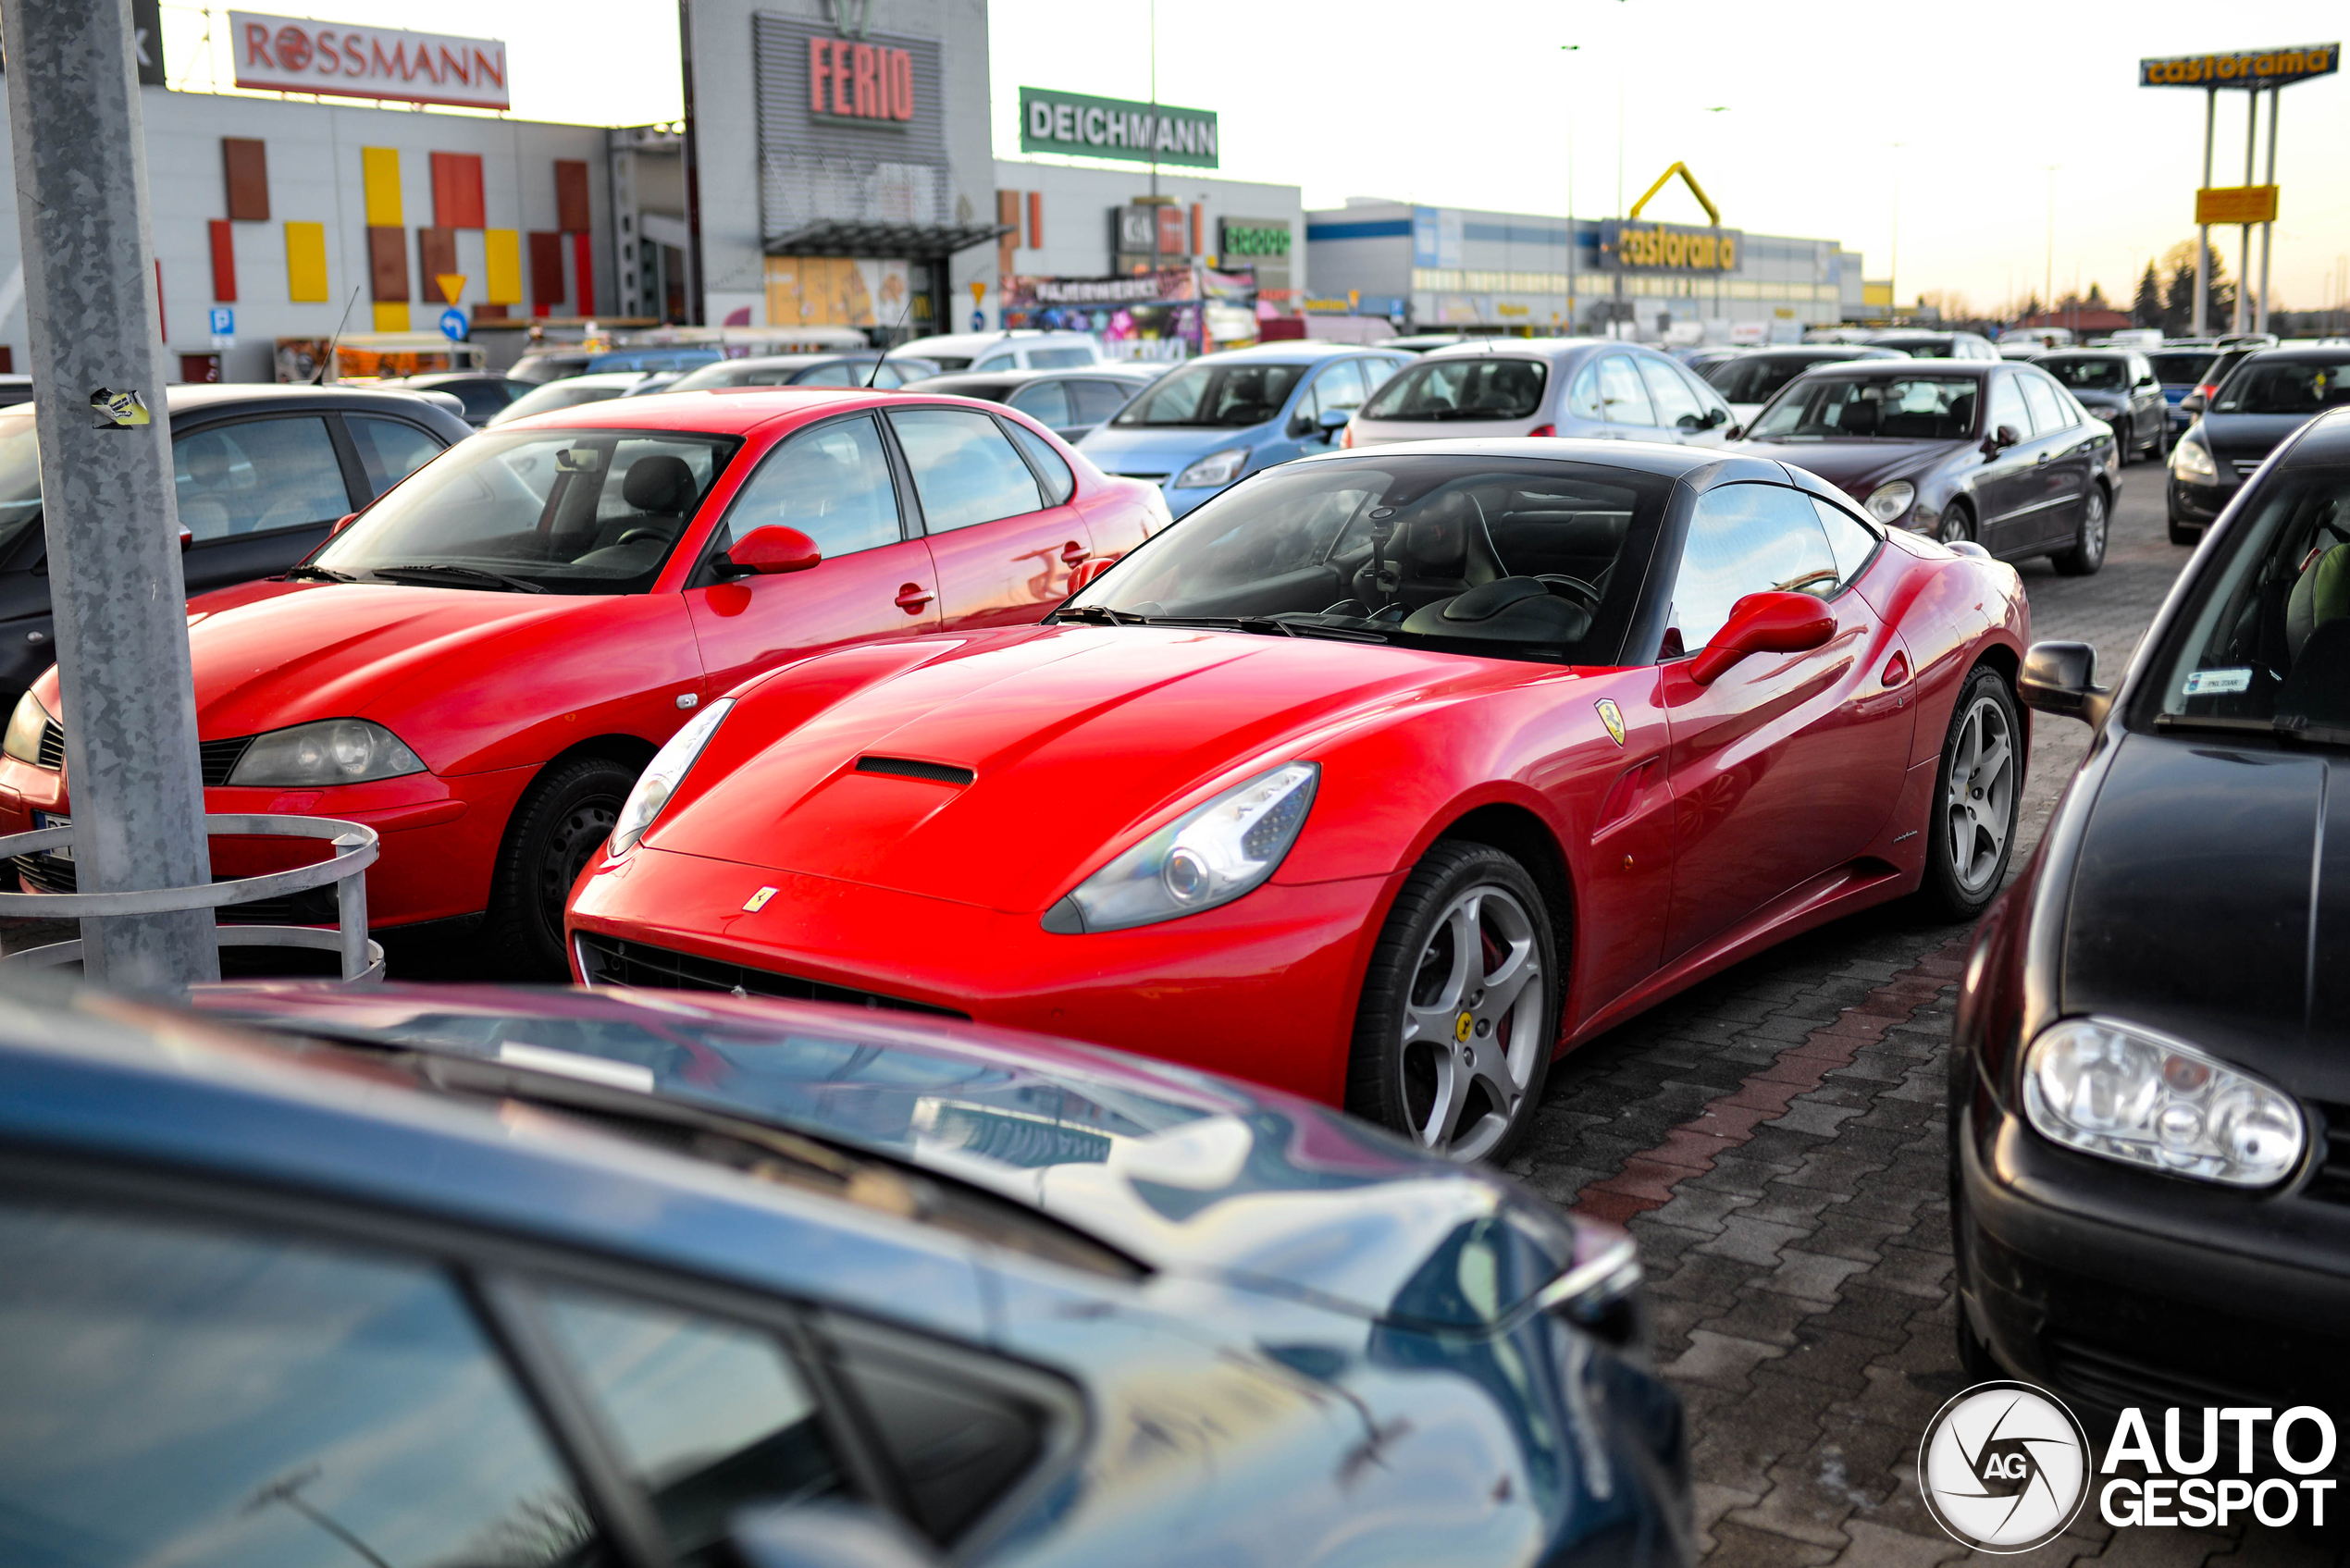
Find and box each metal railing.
[0,814,382,982]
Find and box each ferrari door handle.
[1060,540,1088,564]
[895,583,934,613]
[1881,650,1911,688]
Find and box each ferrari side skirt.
[1557,857,1914,1055]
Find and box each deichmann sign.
[1020,88,1218,168]
[1601,219,1740,273]
[227,11,509,109]
[2139,43,2338,89]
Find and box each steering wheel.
[1536,574,1602,614]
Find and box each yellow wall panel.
[361,147,402,228]
[372,302,411,332]
[285,221,328,302]
[484,228,522,304]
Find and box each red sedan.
[0,388,1163,973]
[569,438,2030,1160]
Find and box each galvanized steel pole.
[2195,87,2214,337]
[1,0,218,986]
[2257,84,2278,336]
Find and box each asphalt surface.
[1526,471,2347,1565]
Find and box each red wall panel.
[207,219,236,302]
[528,230,565,315]
[430,152,485,229]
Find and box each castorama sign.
[228,12,510,110]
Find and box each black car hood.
[1741,438,1955,500]
[2061,732,2350,1097]
[2198,412,2313,464]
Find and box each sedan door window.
[1596,356,1659,427]
[1028,347,1095,369]
[1305,360,1369,423]
[1666,483,1841,652]
[1068,379,1134,426]
[715,415,902,559]
[1636,356,1706,429]
[796,361,864,387]
[1985,374,2030,440]
[1007,379,1073,428]
[346,414,448,499]
[173,416,355,539]
[1565,361,1605,421]
[2017,372,2066,436]
[889,408,1044,533]
[0,1199,602,1568]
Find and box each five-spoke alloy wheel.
[1921,666,2021,919]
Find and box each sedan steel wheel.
[1944,694,2015,896]
[1398,883,1546,1160]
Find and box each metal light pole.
[0,0,217,986]
[2235,89,2257,335]
[2257,83,2278,334]
[2195,86,2215,336]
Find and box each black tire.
[1936,500,1976,549]
[1347,840,1560,1165]
[1918,665,2022,921]
[484,754,638,978]
[2147,418,2170,463]
[2049,485,2107,576]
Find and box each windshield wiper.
[1148,614,1391,644]
[1055,603,1134,626]
[280,563,356,583]
[2155,711,2350,747]
[367,562,546,594]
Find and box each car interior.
[1077,461,1663,658]
[2162,475,2350,725]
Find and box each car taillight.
[2195,382,2220,400]
[1340,422,1354,449]
[1527,424,1556,438]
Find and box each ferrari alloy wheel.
[1920,668,2020,920]
[2052,486,2108,576]
[486,755,638,978]
[1349,841,1560,1164]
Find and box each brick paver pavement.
[1521,474,2348,1565]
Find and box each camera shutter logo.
[1918,1381,2090,1552]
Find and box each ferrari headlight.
[228,719,425,786]
[1862,480,1916,525]
[608,698,733,858]
[2171,436,2218,485]
[1045,761,1318,933]
[1174,447,1250,488]
[2022,1018,2305,1187]
[3,689,50,765]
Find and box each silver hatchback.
[1344,337,1737,450]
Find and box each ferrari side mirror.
[1688,591,1837,685]
[329,512,359,537]
[2018,639,2111,726]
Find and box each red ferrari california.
[0,387,1162,973]
[568,438,2029,1159]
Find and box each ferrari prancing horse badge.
[1595,698,1626,747]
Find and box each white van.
[892,329,1103,373]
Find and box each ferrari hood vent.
[855,755,975,786]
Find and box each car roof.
[1292,433,1782,485]
[2282,405,2350,463]
[496,384,914,436]
[157,382,474,419]
[1417,337,1617,363]
[2236,345,2350,361]
[1798,357,1998,377]
[1194,340,1390,363]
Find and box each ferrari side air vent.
[855,756,975,786]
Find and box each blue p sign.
[207,306,234,337]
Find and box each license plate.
[34,810,68,861]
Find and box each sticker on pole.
[439,307,469,342]
[89,388,151,428]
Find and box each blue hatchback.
[0,982,1694,1568]
[1075,341,1412,521]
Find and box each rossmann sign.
[1601,220,1742,273]
[229,11,509,110]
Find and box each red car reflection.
[0,388,1164,973]
[568,439,2030,1160]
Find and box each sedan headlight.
[2022,1017,2305,1187]
[1862,480,1915,525]
[607,698,733,858]
[227,720,425,787]
[2171,436,2218,485]
[1044,761,1318,933]
[1174,447,1250,488]
[3,689,50,765]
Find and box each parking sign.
[207,306,233,338]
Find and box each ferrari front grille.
[574,932,966,1019]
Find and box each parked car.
[1862,329,2001,361]
[1698,345,1904,427]
[508,349,596,384]
[1995,327,2072,359]
[892,330,1105,373]
[2035,349,2168,462]
[1951,405,2350,1419]
[390,370,534,427]
[664,352,944,392]
[1345,340,1734,454]
[2168,346,2350,545]
[1735,359,2118,573]
[1375,334,1476,354]
[2146,346,2220,438]
[896,366,1158,443]
[0,383,467,702]
[588,346,725,375]
[567,438,2027,1162]
[0,374,33,408]
[0,979,1695,1568]
[0,389,1166,976]
[486,371,670,426]
[1074,341,1413,521]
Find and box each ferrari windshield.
[1746,376,1980,441]
[2144,466,2350,735]
[313,429,741,595]
[1063,455,1670,663]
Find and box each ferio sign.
[1020,88,1218,168]
[228,10,509,109]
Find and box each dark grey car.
[2036,350,2168,463]
[897,366,1159,442]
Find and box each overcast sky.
[162,0,2350,315]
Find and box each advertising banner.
[762,257,910,327]
[1020,88,1218,168]
[1002,269,1195,310]
[227,12,510,109]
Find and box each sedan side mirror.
[1725,423,1745,441]
[2181,392,2207,414]
[1688,591,1837,685]
[2018,639,2112,726]
[1982,424,2022,456]
[1316,406,1352,436]
[731,1503,939,1568]
[726,525,822,575]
